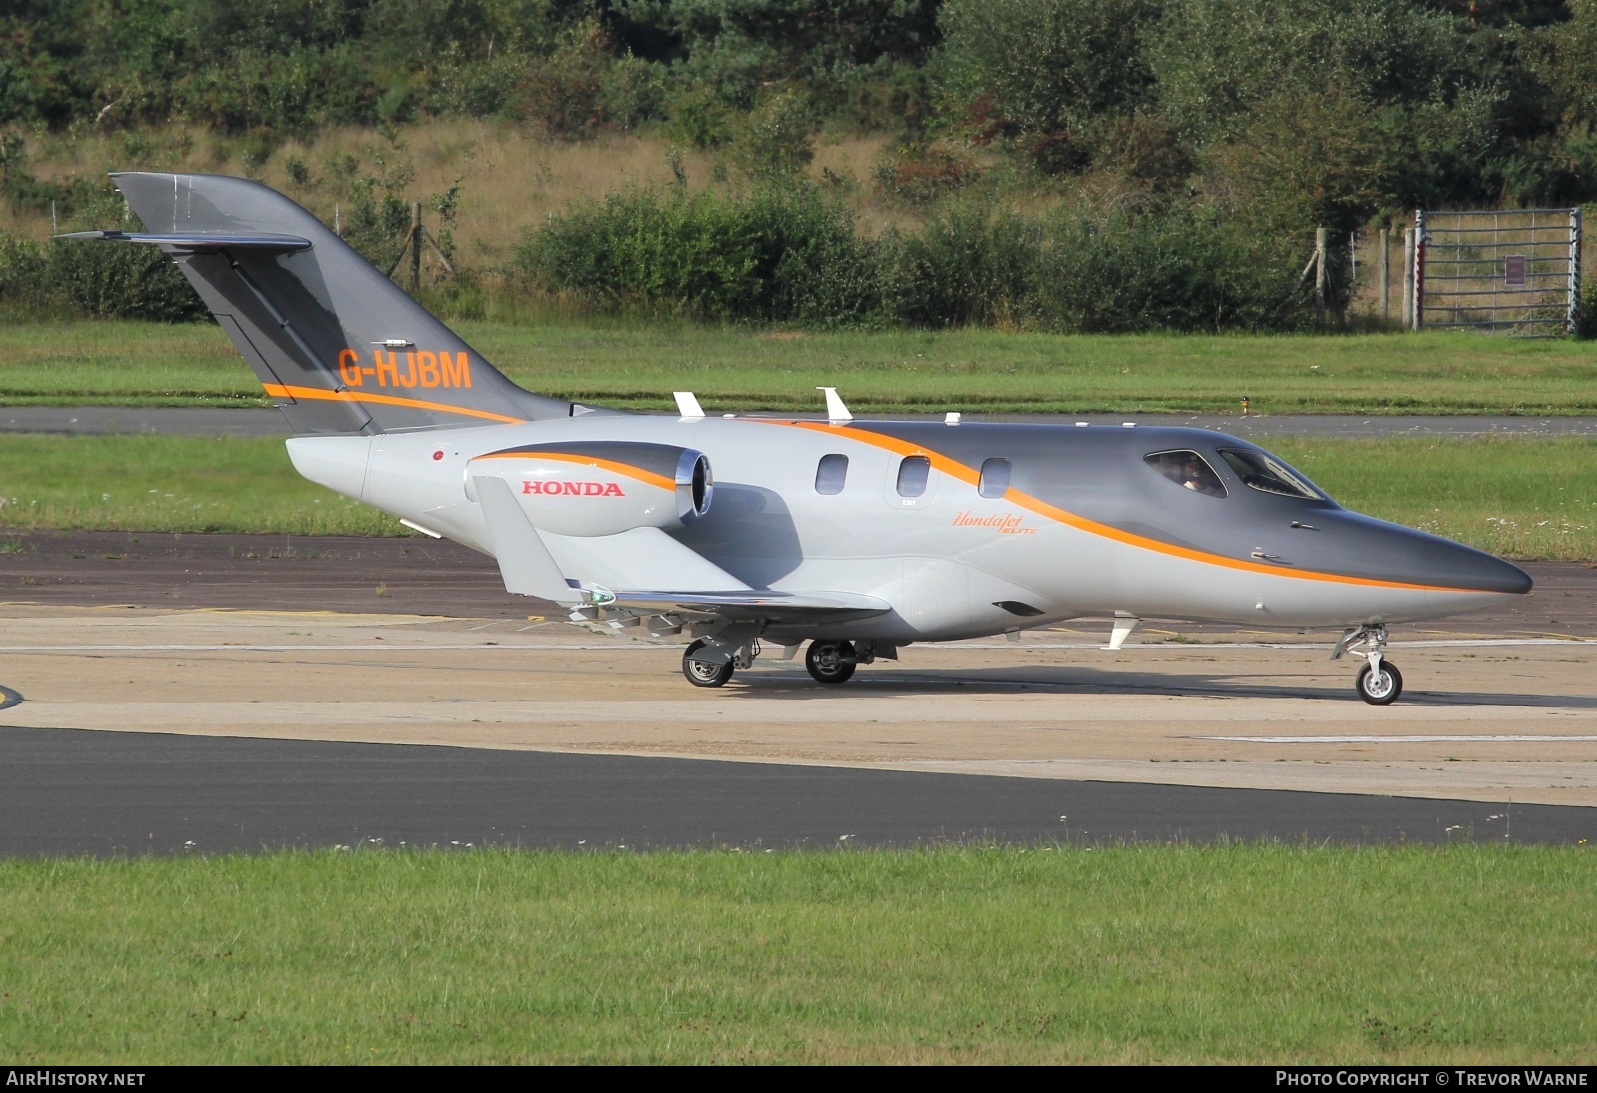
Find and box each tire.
[805,639,857,684]
[1356,660,1403,705]
[682,640,734,688]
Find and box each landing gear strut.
[805,639,857,684]
[1332,624,1403,705]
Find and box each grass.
[2,320,1597,414]
[0,846,1591,1064]
[0,433,1592,559]
[1270,437,1597,561]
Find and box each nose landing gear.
[1333,624,1403,705]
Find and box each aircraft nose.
[1410,532,1532,595]
[1464,551,1533,596]
[1318,512,1532,595]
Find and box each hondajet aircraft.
[68,173,1533,704]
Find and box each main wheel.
[1356,660,1403,705]
[805,639,857,684]
[682,640,734,688]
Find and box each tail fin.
[68,173,576,435]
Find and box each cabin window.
[815,453,849,495]
[1216,448,1323,500]
[896,455,931,498]
[1144,450,1227,498]
[978,458,1012,499]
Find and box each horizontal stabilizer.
[56,230,312,252]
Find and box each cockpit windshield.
[1144,450,1227,498]
[1217,448,1324,500]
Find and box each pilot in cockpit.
[1180,454,1224,497]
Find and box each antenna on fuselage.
[674,391,705,419]
[817,387,852,424]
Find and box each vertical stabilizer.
[85,173,576,435]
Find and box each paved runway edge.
[2,726,1592,855]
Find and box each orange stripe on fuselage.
[261,383,527,425]
[762,420,1476,594]
[470,450,676,492]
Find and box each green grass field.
[1,320,1595,414]
[0,846,1592,1064]
[0,434,1591,559]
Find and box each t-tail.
[63,172,580,435]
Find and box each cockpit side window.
[1144,450,1227,498]
[1217,448,1323,500]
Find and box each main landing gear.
[804,639,857,685]
[1332,624,1403,705]
[681,638,757,688]
[680,637,871,688]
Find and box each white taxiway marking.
[1201,735,1597,744]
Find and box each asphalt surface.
[6,406,1597,438]
[0,724,1585,855]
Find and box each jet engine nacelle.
[468,441,712,537]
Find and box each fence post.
[410,201,423,294]
[1378,226,1390,322]
[1405,226,1418,329]
[1412,209,1425,331]
[1570,207,1582,337]
[1315,227,1328,327]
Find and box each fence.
[1406,208,1580,336]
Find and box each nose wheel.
[1333,624,1404,705]
[1355,660,1403,705]
[805,639,857,684]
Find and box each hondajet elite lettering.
[65,174,1533,704]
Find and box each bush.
[515,182,875,323]
[46,235,207,322]
[878,201,1035,327]
[873,143,981,205]
[1024,208,1312,332]
[0,230,53,318]
[517,180,1322,332]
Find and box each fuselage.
[287,416,1532,646]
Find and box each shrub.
[878,200,1036,327]
[45,235,207,322]
[515,182,874,324]
[873,143,981,205]
[0,230,53,318]
[1024,208,1312,333]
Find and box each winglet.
[818,386,852,423]
[673,391,705,419]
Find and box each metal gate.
[1412,208,1581,336]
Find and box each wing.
[579,588,891,626]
